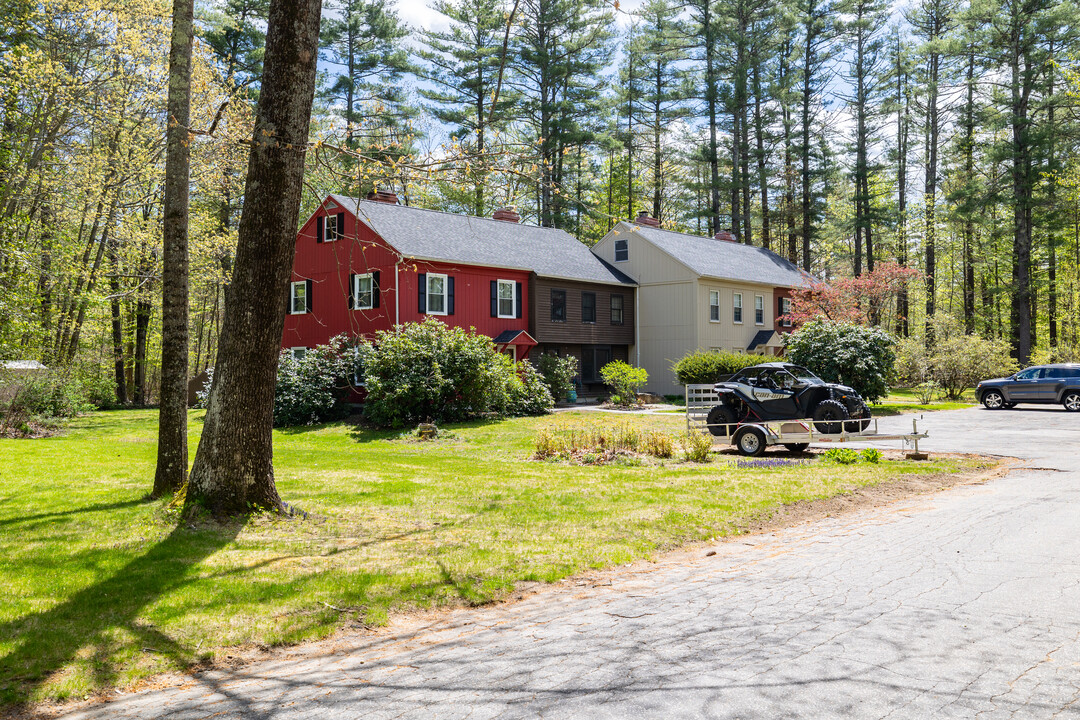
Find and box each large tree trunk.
[186,0,322,516]
[752,58,770,251]
[154,0,195,498]
[1008,46,1031,363]
[894,33,909,337]
[109,234,128,406]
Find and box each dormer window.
[614,238,628,262]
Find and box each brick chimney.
[714,229,737,242]
[366,188,399,205]
[634,211,660,228]
[493,207,521,223]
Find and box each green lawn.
[871,388,978,416]
[0,409,991,707]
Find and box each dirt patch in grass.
[0,420,61,439]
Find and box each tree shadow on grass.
[0,498,152,528]
[0,517,247,710]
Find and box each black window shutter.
[448,277,455,315]
[348,273,356,309]
[305,279,313,313]
[372,271,381,308]
[316,216,324,243]
[337,211,345,239]
[418,273,426,314]
[490,281,497,317]
[515,282,522,319]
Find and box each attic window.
[614,238,628,262]
[325,213,339,241]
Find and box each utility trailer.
[685,383,928,457]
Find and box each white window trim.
[755,294,765,325]
[709,290,720,323]
[780,297,792,327]
[614,238,629,262]
[290,347,307,360]
[426,272,448,316]
[354,272,374,310]
[496,278,516,318]
[324,214,339,242]
[732,292,743,324]
[290,281,308,314]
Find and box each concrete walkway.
[63,406,1080,719]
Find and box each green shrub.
[822,447,859,464]
[273,336,355,427]
[672,350,762,386]
[860,448,882,463]
[784,320,895,401]
[681,431,713,462]
[2,373,95,419]
[600,360,648,406]
[537,353,578,401]
[491,356,554,417]
[893,316,1018,400]
[360,318,551,428]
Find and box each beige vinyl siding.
[592,224,696,286]
[593,224,702,396]
[696,279,777,354]
[637,281,698,396]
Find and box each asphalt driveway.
[62,406,1080,719]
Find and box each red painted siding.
[281,200,532,353]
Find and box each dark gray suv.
[977,364,1080,411]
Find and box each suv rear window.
[1046,367,1080,379]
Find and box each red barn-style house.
[282,192,636,387]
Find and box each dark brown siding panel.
[531,278,635,345]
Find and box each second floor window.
[614,238,628,262]
[582,292,596,323]
[780,297,792,327]
[709,290,720,322]
[290,280,310,314]
[611,294,624,325]
[551,289,566,322]
[733,292,743,323]
[755,294,764,325]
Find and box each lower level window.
[581,346,612,383]
[290,281,309,314]
[290,347,307,360]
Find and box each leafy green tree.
[784,319,896,401]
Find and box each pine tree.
[319,0,416,193]
[838,0,887,275]
[512,0,612,228]
[417,0,517,216]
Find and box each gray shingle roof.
[330,196,635,286]
[625,223,811,288]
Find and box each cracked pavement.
[62,406,1080,719]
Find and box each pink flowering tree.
[784,263,921,327]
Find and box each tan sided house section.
[592,219,810,396]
